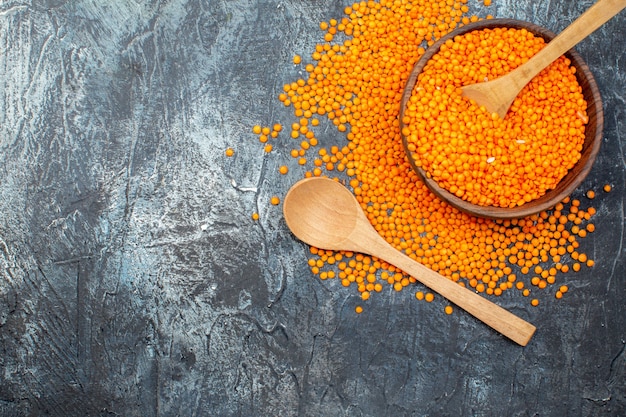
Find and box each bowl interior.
[399,18,603,219]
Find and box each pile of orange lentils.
[240,0,608,313]
[402,27,587,207]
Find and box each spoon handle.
[355,226,536,346]
[511,0,626,89]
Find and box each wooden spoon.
[461,0,626,119]
[283,177,536,346]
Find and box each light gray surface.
[0,1,624,416]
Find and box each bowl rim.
[399,18,604,219]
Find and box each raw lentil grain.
[252,0,600,313]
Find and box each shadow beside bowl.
[399,18,603,220]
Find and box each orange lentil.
[531,299,539,307]
[279,165,289,175]
[444,305,454,315]
[403,28,587,208]
[586,190,595,199]
[252,212,259,221]
[355,305,363,314]
[225,147,234,157]
[270,196,280,206]
[251,0,599,312]
[425,293,435,303]
[604,184,612,192]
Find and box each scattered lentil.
[251,0,599,313]
[225,147,234,157]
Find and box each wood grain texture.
[0,0,624,416]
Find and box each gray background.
[0,0,624,416]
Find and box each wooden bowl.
[399,19,603,219]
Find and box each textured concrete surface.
[0,1,624,416]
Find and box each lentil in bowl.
[400,18,603,219]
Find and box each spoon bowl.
[400,18,604,219]
[283,177,536,346]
